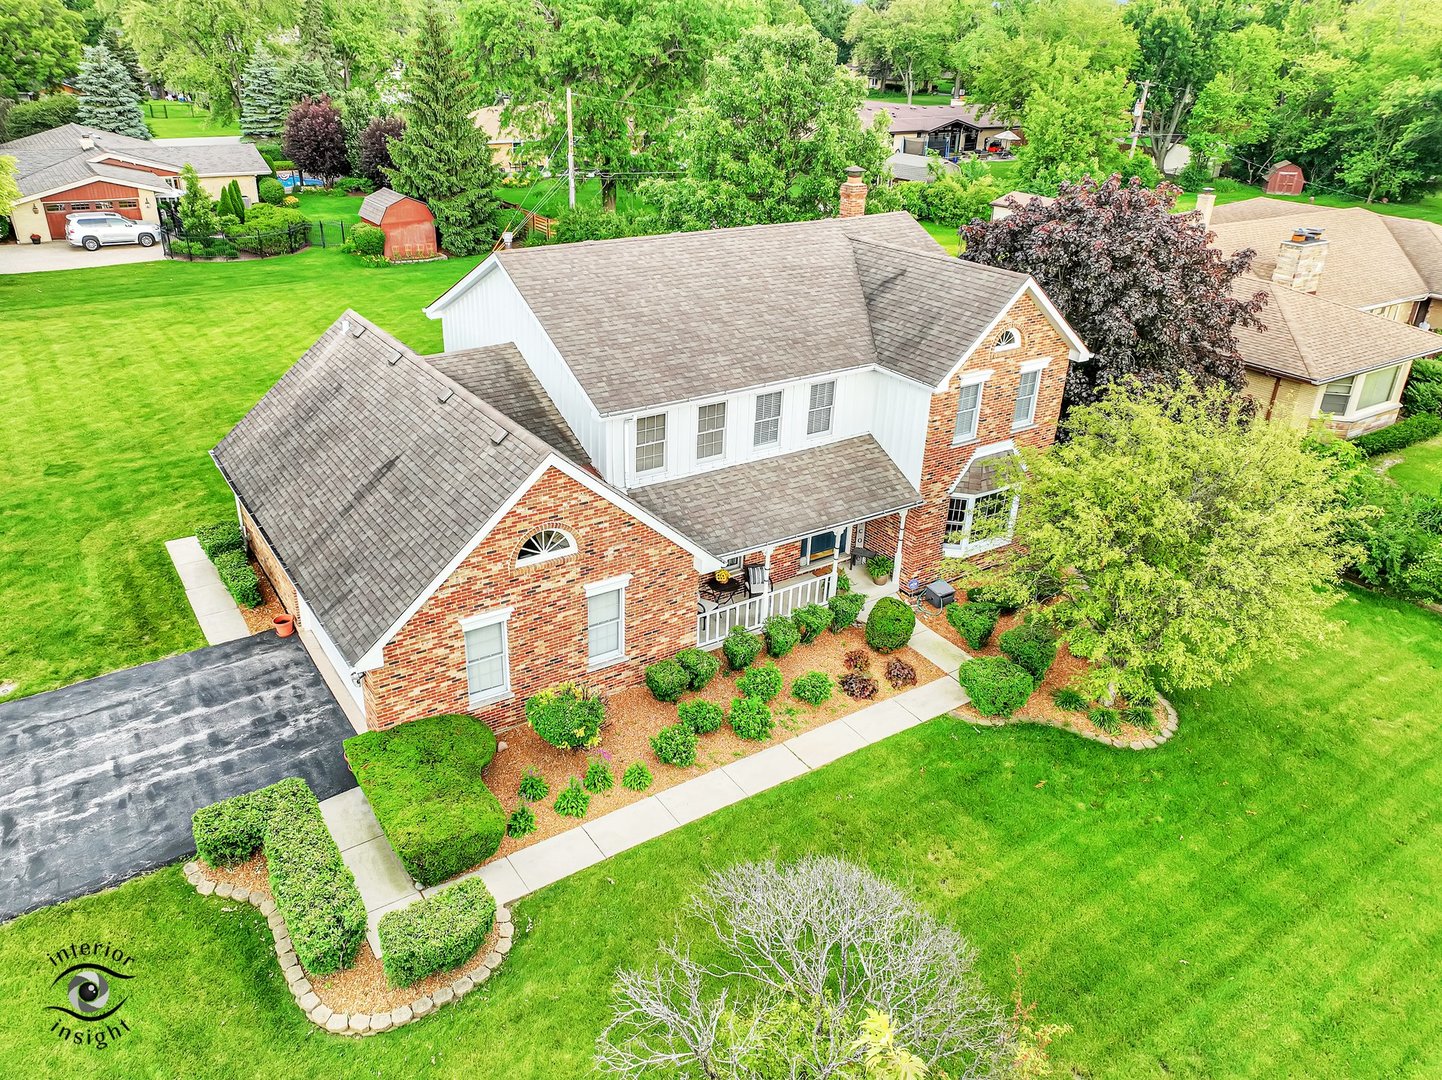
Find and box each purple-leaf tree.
[358,115,404,187]
[962,175,1267,411]
[283,96,349,185]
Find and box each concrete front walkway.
[166,536,251,644]
[318,786,423,957]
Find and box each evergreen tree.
[297,0,342,87]
[385,3,499,256]
[75,43,150,139]
[178,163,219,236]
[280,55,331,110]
[100,24,146,98]
[241,43,286,139]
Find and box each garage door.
[44,198,142,238]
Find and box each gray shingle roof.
[359,187,410,223]
[859,101,1008,134]
[212,312,555,665]
[629,435,921,557]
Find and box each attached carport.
[0,634,357,922]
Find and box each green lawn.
[920,218,962,254]
[864,89,956,106]
[1385,435,1442,495]
[143,101,241,139]
[0,245,483,702]
[493,176,655,218]
[1172,176,1442,226]
[2,587,1439,1077]
[291,191,365,225]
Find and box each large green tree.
[0,156,20,218]
[385,2,500,255]
[240,43,286,139]
[643,24,895,230]
[845,0,951,104]
[0,0,85,98]
[1014,46,1139,193]
[326,0,416,91]
[75,42,150,138]
[100,23,146,96]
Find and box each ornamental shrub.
[843,648,871,672]
[644,658,690,703]
[723,627,763,670]
[259,176,286,205]
[651,723,698,767]
[946,601,999,649]
[553,776,591,818]
[525,682,604,749]
[837,568,853,593]
[622,761,653,792]
[351,221,386,257]
[865,596,915,652]
[506,805,536,837]
[958,658,1034,717]
[1353,411,1442,456]
[763,614,800,658]
[885,658,917,689]
[737,661,783,703]
[518,769,548,801]
[793,603,832,644]
[583,757,614,793]
[197,520,244,559]
[828,591,865,632]
[729,696,774,740]
[999,618,1058,681]
[191,776,299,867]
[1052,687,1088,711]
[378,877,496,988]
[1089,707,1120,734]
[839,672,879,700]
[966,585,1022,614]
[214,549,262,608]
[791,671,833,706]
[675,647,720,690]
[1125,705,1157,731]
[283,195,300,207]
[677,699,724,735]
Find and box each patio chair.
[745,563,769,597]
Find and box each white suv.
[65,212,162,251]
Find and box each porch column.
[894,509,908,593]
[762,545,775,618]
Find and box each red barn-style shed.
[1264,161,1305,195]
[359,188,437,260]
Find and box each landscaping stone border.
[183,861,512,1036]
[960,694,1179,749]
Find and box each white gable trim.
[932,279,1091,392]
[424,254,507,317]
[24,174,175,201]
[353,454,720,670]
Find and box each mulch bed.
[480,626,943,861]
[240,558,286,635]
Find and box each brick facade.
[241,504,299,617]
[361,466,697,733]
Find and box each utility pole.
[1128,80,1151,159]
[566,85,576,210]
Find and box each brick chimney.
[1272,226,1328,293]
[1195,186,1216,230]
[839,165,867,219]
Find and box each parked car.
[65,212,162,251]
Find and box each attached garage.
[42,180,148,237]
[359,188,438,260]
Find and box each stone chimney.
[1272,227,1328,293]
[1195,186,1216,230]
[839,165,867,219]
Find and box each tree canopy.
[0,0,85,98]
[283,97,348,183]
[241,44,286,139]
[75,42,149,139]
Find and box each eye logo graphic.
[51,964,130,1021]
[42,942,137,1050]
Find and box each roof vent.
[438,388,454,404]
[489,425,508,446]
[340,317,351,335]
[351,322,367,338]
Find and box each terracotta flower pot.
[870,572,890,586]
[273,614,295,637]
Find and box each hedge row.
[377,878,497,988]
[214,549,262,608]
[197,521,243,560]
[1353,411,1442,456]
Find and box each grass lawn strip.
[1383,434,1442,495]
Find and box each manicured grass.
[1172,176,1442,226]
[143,101,241,139]
[864,89,956,106]
[1385,434,1442,495]
[0,245,483,701]
[3,587,1439,1077]
[492,176,655,218]
[291,191,365,225]
[920,218,962,254]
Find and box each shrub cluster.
[350,221,386,258]
[966,584,1022,614]
[723,627,763,670]
[378,878,496,988]
[737,661,783,702]
[1124,705,1157,731]
[644,658,690,703]
[553,776,591,817]
[1353,411,1442,456]
[525,682,604,749]
[622,761,653,792]
[945,601,999,649]
[763,614,800,658]
[999,618,1058,681]
[729,696,774,740]
[1402,356,1442,415]
[214,549,262,608]
[197,521,243,560]
[584,757,614,793]
[506,805,536,837]
[258,176,286,205]
[651,723,699,766]
[791,671,833,706]
[675,647,720,690]
[792,603,832,644]
[865,596,915,652]
[827,591,865,631]
[677,699,724,735]
[958,658,1034,717]
[344,715,506,887]
[192,776,299,867]
[885,658,916,689]
[839,672,879,700]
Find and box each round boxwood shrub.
[729,696,774,740]
[723,626,763,670]
[525,682,604,750]
[677,699,724,735]
[351,221,386,257]
[675,647,720,690]
[792,603,832,644]
[791,671,833,706]
[651,723,698,766]
[763,614,800,658]
[999,618,1058,681]
[644,658,690,703]
[865,596,915,653]
[259,176,286,205]
[946,601,999,649]
[827,591,865,632]
[737,661,783,702]
[958,657,1034,717]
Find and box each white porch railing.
[696,572,835,648]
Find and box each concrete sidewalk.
[166,536,250,644]
[318,787,423,957]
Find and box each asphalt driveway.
[0,634,356,922]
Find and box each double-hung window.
[754,391,782,448]
[461,608,513,704]
[696,402,726,460]
[1320,377,1354,415]
[585,575,630,667]
[1357,366,1401,411]
[954,379,984,443]
[1013,367,1042,429]
[635,413,667,473]
[807,381,835,436]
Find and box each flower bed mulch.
[480,626,943,862]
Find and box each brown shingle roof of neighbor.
[629,435,922,557]
[858,101,1008,133]
[358,187,411,223]
[989,190,1055,210]
[1381,215,1442,298]
[482,212,1031,414]
[1234,279,1442,384]
[211,311,557,665]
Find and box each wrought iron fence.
[160,221,352,260]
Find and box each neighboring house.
[358,188,437,260]
[886,152,957,184]
[215,171,1088,734]
[1,124,267,242]
[859,100,1014,160]
[470,105,547,173]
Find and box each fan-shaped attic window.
[517,529,576,566]
[994,328,1021,351]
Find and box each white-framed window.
[994,328,1021,351]
[800,527,848,563]
[635,413,667,472]
[807,381,836,436]
[1012,361,1048,429]
[1357,365,1402,411]
[1320,377,1354,415]
[461,606,514,704]
[954,378,984,443]
[696,402,727,460]
[516,528,576,566]
[584,574,631,667]
[944,451,1019,557]
[754,391,782,447]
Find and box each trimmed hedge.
[213,549,262,608]
[197,520,243,560]
[737,661,783,702]
[763,614,800,658]
[729,696,774,740]
[677,699,724,735]
[525,682,604,749]
[828,591,865,632]
[791,671,833,705]
[378,878,496,988]
[258,176,286,205]
[865,596,915,652]
[191,776,299,867]
[651,723,698,766]
[723,627,763,670]
[351,221,386,257]
[1353,411,1442,456]
[999,618,1058,681]
[958,657,1034,717]
[343,715,505,888]
[675,647,720,690]
[644,658,690,703]
[946,601,1000,649]
[793,603,832,643]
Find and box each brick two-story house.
[214,173,1088,733]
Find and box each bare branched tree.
[597,857,1017,1080]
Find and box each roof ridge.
[849,234,1028,282]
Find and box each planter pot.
[29,235,41,245]
[273,614,295,638]
[870,572,890,586]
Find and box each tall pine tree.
[385,2,499,256]
[101,24,146,99]
[75,44,150,139]
[241,44,286,138]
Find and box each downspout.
[893,508,908,594]
[1265,376,1282,421]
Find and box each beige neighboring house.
[2,124,267,243]
[471,105,548,173]
[859,99,1015,160]
[989,190,1055,220]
